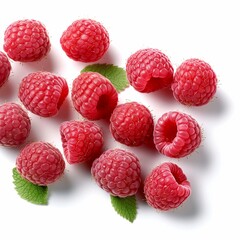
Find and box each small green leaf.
[81,64,129,92]
[110,195,137,223]
[12,168,48,205]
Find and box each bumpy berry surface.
[60,19,109,62]
[172,58,217,106]
[4,19,50,62]
[60,120,103,164]
[16,142,65,186]
[110,102,153,146]
[0,51,11,88]
[91,149,141,197]
[144,162,191,210]
[126,48,174,92]
[154,111,201,158]
[72,72,118,120]
[0,103,31,146]
[19,71,68,117]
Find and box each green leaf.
[12,168,48,205]
[110,195,137,223]
[81,64,129,92]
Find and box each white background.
[0,0,238,239]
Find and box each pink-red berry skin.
[3,19,50,62]
[0,103,31,147]
[16,142,65,186]
[154,111,201,158]
[91,149,141,198]
[144,162,191,211]
[72,72,118,120]
[60,120,103,164]
[19,72,69,117]
[110,102,153,146]
[60,19,109,62]
[126,48,174,93]
[172,58,217,106]
[0,51,11,88]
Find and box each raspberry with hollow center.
[126,48,174,92]
[0,51,11,88]
[144,162,191,210]
[172,58,217,106]
[16,142,65,186]
[154,111,201,158]
[19,71,69,117]
[72,72,118,120]
[4,19,50,62]
[91,149,141,198]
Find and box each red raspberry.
[72,72,118,120]
[144,162,191,210]
[91,149,141,198]
[16,142,65,186]
[60,120,104,164]
[110,102,153,146]
[3,19,50,62]
[19,72,69,117]
[0,51,11,88]
[60,19,109,62]
[154,111,201,158]
[126,48,174,93]
[172,58,217,106]
[0,103,31,147]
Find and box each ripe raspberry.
[72,72,118,120]
[19,72,69,117]
[91,149,141,198]
[4,19,50,62]
[0,51,11,88]
[144,162,191,210]
[110,102,153,146]
[0,103,31,147]
[60,19,109,62]
[172,58,217,106]
[154,111,201,158]
[60,120,104,164]
[16,142,65,186]
[126,48,174,93]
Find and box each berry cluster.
[0,18,217,217]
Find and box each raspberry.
[0,51,11,88]
[19,72,69,117]
[154,111,201,158]
[60,120,104,164]
[172,58,217,106]
[110,102,153,146]
[72,72,118,120]
[0,103,31,147]
[126,48,174,93]
[91,149,141,198]
[16,142,65,186]
[144,162,191,210]
[60,19,109,62]
[3,19,50,62]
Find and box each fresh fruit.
[154,111,201,158]
[60,19,109,62]
[4,19,50,62]
[126,48,174,92]
[72,72,118,120]
[110,102,153,146]
[19,71,68,117]
[144,162,191,210]
[91,149,141,198]
[16,142,65,186]
[60,120,104,164]
[0,51,11,88]
[172,58,217,106]
[0,102,31,146]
